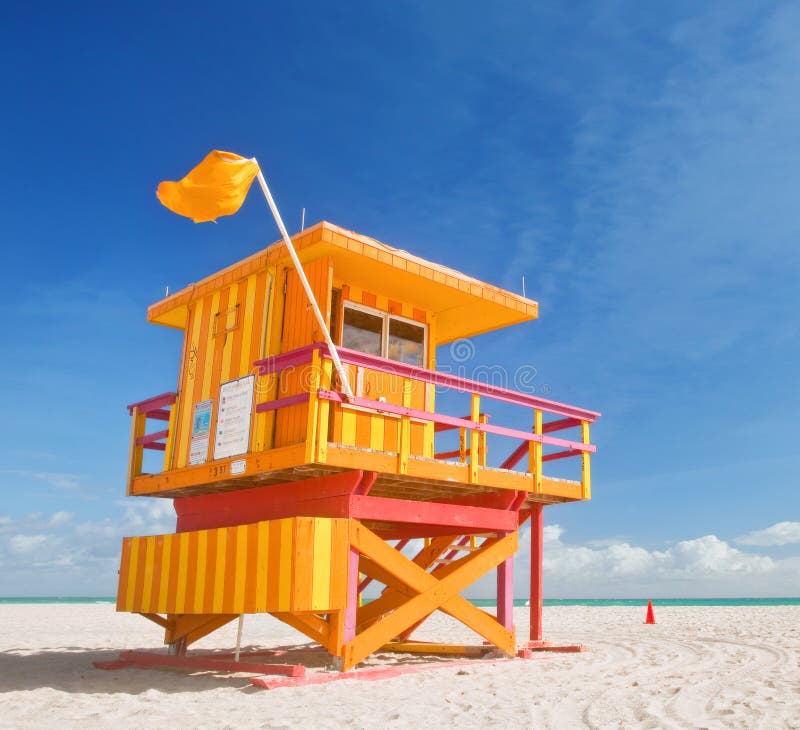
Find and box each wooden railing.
[255,344,599,498]
[126,392,177,494]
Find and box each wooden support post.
[581,420,591,500]
[397,377,412,474]
[528,408,542,493]
[530,503,543,641]
[316,357,333,464]
[496,545,514,632]
[304,348,322,463]
[126,406,145,496]
[469,394,480,483]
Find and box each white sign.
[214,375,255,461]
[189,399,213,466]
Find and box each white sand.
[0,604,798,728]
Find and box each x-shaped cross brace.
[341,523,518,670]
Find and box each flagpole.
[254,167,354,400]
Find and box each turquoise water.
[1,597,798,606]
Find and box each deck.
[127,344,599,506]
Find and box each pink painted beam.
[434,449,462,460]
[434,414,489,433]
[433,492,522,511]
[349,495,518,532]
[114,650,306,676]
[372,525,502,540]
[174,471,366,532]
[252,343,600,422]
[127,392,177,415]
[500,440,528,470]
[143,442,167,452]
[323,344,601,422]
[255,392,309,414]
[253,344,320,375]
[147,408,172,422]
[136,430,169,447]
[251,656,519,689]
[354,471,377,496]
[318,390,596,453]
[542,448,583,463]
[174,473,517,533]
[542,417,581,433]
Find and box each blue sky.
[1,1,798,597]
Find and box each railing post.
[469,394,480,483]
[163,401,178,472]
[126,406,145,496]
[397,377,412,474]
[304,348,322,463]
[478,412,488,467]
[459,427,467,463]
[528,409,543,493]
[316,356,333,464]
[581,420,591,499]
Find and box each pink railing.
[126,392,177,493]
[254,344,599,494]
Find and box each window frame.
[341,301,428,368]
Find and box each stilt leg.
[333,546,360,670]
[530,503,543,642]
[497,544,514,632]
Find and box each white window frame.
[342,301,428,367]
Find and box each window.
[341,303,427,367]
[342,306,383,356]
[388,318,425,366]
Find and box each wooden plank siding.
[171,270,273,469]
[328,283,435,459]
[274,257,333,447]
[117,517,349,615]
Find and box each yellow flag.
[156,150,260,223]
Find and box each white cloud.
[543,524,564,543]
[8,534,49,554]
[0,498,175,595]
[736,521,800,547]
[48,511,73,527]
[28,472,81,490]
[468,521,799,598]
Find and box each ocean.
[1,597,798,606]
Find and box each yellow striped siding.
[116,517,348,615]
[172,270,273,470]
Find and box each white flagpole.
[254,167,354,400]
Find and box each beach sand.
[0,604,797,728]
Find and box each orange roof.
[148,221,538,343]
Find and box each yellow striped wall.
[329,283,435,458]
[274,257,333,447]
[116,517,349,615]
[171,269,274,469]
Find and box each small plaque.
[214,375,255,460]
[189,399,213,465]
[230,459,246,475]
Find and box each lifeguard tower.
[117,221,599,671]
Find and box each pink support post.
[530,503,543,641]
[497,549,514,632]
[343,547,360,644]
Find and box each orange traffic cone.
[645,600,656,624]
